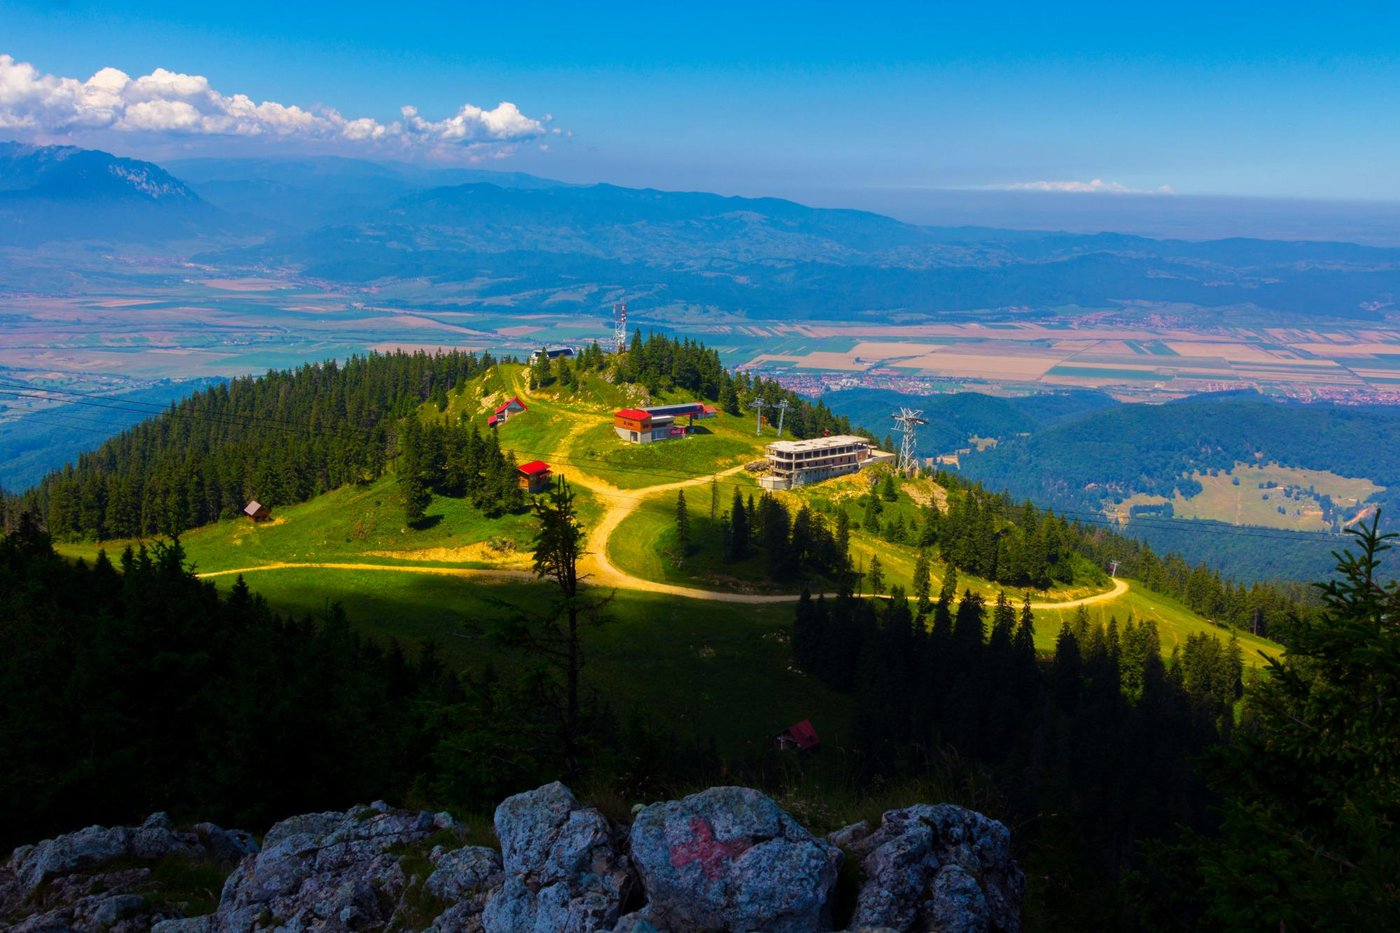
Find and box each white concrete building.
[759,435,894,490]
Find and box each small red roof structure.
[495,396,527,417]
[516,459,552,493]
[487,415,499,428]
[615,408,650,420]
[776,719,820,751]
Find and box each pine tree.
[869,554,885,596]
[675,490,691,557]
[728,489,749,560]
[913,548,932,615]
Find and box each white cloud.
[1001,178,1174,195]
[0,53,548,155]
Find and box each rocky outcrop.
[483,782,632,933]
[0,812,255,932]
[184,801,465,932]
[3,787,1024,932]
[836,804,1026,933]
[623,786,842,933]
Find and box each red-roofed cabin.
[517,460,553,494]
[487,415,500,429]
[243,500,271,523]
[494,397,527,422]
[614,408,652,443]
[775,719,820,752]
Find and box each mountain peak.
[0,141,199,202]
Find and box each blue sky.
[3,1,1399,203]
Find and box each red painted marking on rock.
[669,816,752,880]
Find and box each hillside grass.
[605,469,1280,666]
[55,474,601,576]
[1116,461,1382,532]
[190,569,853,756]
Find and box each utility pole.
[750,397,767,435]
[892,408,928,475]
[773,399,791,437]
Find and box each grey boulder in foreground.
[0,784,1023,932]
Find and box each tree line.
[12,350,501,539]
[396,416,525,523]
[791,576,1243,924]
[0,509,709,853]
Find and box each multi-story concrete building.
[759,435,893,490]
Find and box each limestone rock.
[0,814,252,932]
[199,802,450,931]
[846,804,1024,933]
[482,781,632,933]
[423,844,502,932]
[626,786,842,933]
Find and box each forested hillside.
[962,393,1400,514]
[7,333,850,540]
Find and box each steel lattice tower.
[892,407,928,474]
[612,301,628,354]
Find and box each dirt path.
[198,561,534,583]
[200,374,1132,610]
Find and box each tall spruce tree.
[675,489,691,558]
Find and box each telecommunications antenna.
[612,301,628,354]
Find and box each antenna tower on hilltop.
[750,397,768,435]
[892,407,928,475]
[612,301,628,354]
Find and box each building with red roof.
[494,397,527,423]
[775,720,820,751]
[517,460,553,493]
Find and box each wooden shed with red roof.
[517,460,553,493]
[775,719,820,752]
[494,396,527,424]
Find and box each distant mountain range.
[1,143,1397,322]
[0,142,245,244]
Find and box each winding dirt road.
[199,373,1131,610]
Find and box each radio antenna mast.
[612,301,628,354]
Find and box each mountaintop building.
[613,402,716,444]
[759,435,894,490]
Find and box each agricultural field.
[1113,461,1383,532]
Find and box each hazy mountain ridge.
[0,142,246,243]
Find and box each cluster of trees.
[396,416,525,522]
[15,350,500,539]
[709,488,848,583]
[854,478,1091,590]
[917,471,1312,636]
[0,516,450,848]
[0,509,710,852]
[963,395,1400,519]
[1164,517,1400,927]
[527,343,609,390]
[792,575,1242,922]
[618,330,853,439]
